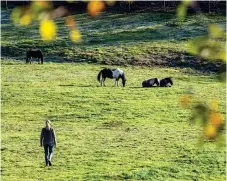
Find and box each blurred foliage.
[177,1,226,146]
[177,1,226,65]
[10,1,112,42]
[177,0,192,22]
[180,95,225,146]
[87,1,105,17]
[70,29,82,42]
[105,1,116,6]
[39,19,57,41]
[188,24,226,63]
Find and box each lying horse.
[26,49,44,64]
[160,77,173,87]
[142,78,160,87]
[97,68,127,87]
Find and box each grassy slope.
[1,9,226,181]
[1,10,226,68]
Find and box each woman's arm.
[40,128,44,147]
[53,129,57,147]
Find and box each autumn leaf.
[204,124,217,140]
[19,14,32,26]
[87,1,105,17]
[70,29,81,42]
[39,19,57,41]
[66,16,76,29]
[209,112,224,128]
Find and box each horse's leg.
[101,77,103,86]
[103,78,106,87]
[30,57,32,64]
[26,57,29,63]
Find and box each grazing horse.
[26,49,44,64]
[142,78,160,87]
[160,77,173,87]
[97,68,127,87]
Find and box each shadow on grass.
[129,86,159,89]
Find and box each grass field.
[1,8,226,181]
[2,60,226,181]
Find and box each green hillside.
[1,10,226,70]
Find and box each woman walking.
[40,120,56,166]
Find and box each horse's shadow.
[58,85,161,88]
[129,86,159,89]
[78,85,100,88]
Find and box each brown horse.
[26,49,44,64]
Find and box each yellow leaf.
[39,19,57,41]
[19,14,32,26]
[204,125,217,140]
[87,1,105,17]
[70,29,81,42]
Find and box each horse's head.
[121,73,127,87]
[167,77,173,86]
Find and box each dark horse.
[160,77,173,87]
[26,49,44,64]
[142,78,160,87]
[97,68,127,87]
[142,77,173,87]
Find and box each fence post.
[209,0,211,13]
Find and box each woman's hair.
[45,120,51,130]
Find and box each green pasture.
[1,60,226,181]
[1,9,226,181]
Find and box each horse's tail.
[26,51,30,63]
[97,70,102,82]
